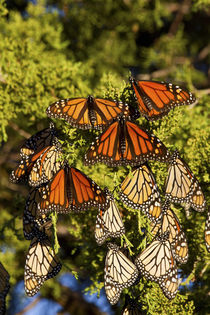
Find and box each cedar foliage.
[0,0,209,314]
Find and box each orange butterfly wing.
[47,97,90,128]
[93,98,130,129]
[38,165,106,214]
[124,121,169,163]
[29,143,63,187]
[38,168,70,214]
[69,167,106,211]
[47,96,130,130]
[84,121,121,165]
[131,78,196,121]
[20,123,56,158]
[10,146,49,184]
[23,188,51,240]
[205,209,210,253]
[84,119,169,166]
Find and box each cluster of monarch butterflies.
[9,77,208,313]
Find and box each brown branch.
[15,296,41,315]
[0,67,6,83]
[196,88,210,97]
[9,122,31,139]
[197,44,210,61]
[45,283,107,315]
[168,0,191,35]
[137,67,174,80]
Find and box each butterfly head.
[49,122,55,129]
[87,95,95,104]
[107,242,119,251]
[157,231,170,242]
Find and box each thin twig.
[15,296,41,315]
[197,45,210,61]
[9,122,31,139]
[168,0,191,35]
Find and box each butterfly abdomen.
[87,96,97,126]
[119,118,126,155]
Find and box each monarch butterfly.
[20,122,57,158]
[95,188,125,245]
[10,142,62,186]
[10,157,34,184]
[130,77,196,121]
[23,188,52,240]
[38,162,106,214]
[46,95,135,130]
[151,201,188,264]
[165,150,206,212]
[24,236,62,297]
[120,164,162,223]
[84,117,170,167]
[104,243,139,305]
[122,295,142,315]
[28,141,63,187]
[204,209,210,253]
[0,262,10,315]
[135,232,178,300]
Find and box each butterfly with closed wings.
[24,234,62,297]
[20,122,57,158]
[23,188,52,240]
[95,188,125,245]
[120,164,162,223]
[10,139,62,186]
[204,209,210,253]
[165,150,206,212]
[135,231,178,300]
[104,243,139,305]
[151,200,188,264]
[0,262,10,315]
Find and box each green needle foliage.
[0,0,209,314]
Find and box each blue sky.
[8,273,114,315]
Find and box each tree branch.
[45,283,107,315]
[15,296,41,315]
[168,0,191,35]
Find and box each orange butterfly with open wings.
[84,117,170,167]
[130,77,196,121]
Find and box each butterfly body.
[130,77,196,121]
[86,95,97,126]
[85,118,170,167]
